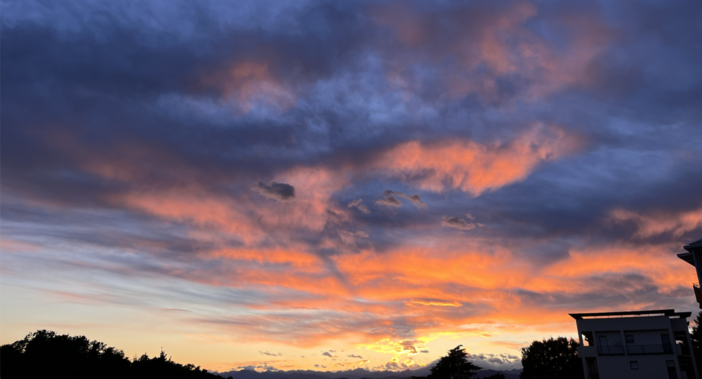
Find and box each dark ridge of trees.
[519,337,583,379]
[0,330,226,379]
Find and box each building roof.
[678,238,702,265]
[679,252,695,266]
[569,309,691,320]
[685,238,702,250]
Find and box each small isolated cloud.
[376,195,402,207]
[237,363,280,372]
[465,213,475,220]
[252,182,295,201]
[348,354,363,359]
[322,351,333,357]
[379,190,427,208]
[420,350,430,353]
[399,340,418,354]
[348,199,370,214]
[259,351,279,357]
[388,190,428,208]
[442,215,476,230]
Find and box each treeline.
[415,340,582,379]
[0,330,227,379]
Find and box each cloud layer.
[1,0,701,373]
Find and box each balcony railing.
[627,344,673,355]
[694,283,702,305]
[597,346,625,355]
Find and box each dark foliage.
[422,345,481,379]
[0,330,221,379]
[519,337,583,379]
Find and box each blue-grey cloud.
[252,182,295,201]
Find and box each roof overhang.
[679,252,695,266]
[569,309,691,320]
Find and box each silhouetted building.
[677,239,702,307]
[571,309,697,379]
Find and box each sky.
[1,0,702,374]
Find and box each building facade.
[677,239,702,307]
[571,309,698,379]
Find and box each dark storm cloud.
[252,182,295,201]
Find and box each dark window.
[667,360,678,379]
[626,335,635,343]
[630,361,639,370]
[598,335,608,354]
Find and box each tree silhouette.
[426,345,481,379]
[0,330,219,379]
[484,374,505,379]
[520,337,583,379]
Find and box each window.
[625,335,635,343]
[630,361,639,370]
[662,334,673,354]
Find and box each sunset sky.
[2,0,702,374]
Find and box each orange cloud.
[378,125,582,194]
[610,207,702,238]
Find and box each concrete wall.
[596,355,676,379]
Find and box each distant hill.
[475,369,521,379]
[215,367,521,379]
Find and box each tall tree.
[520,337,583,379]
[428,345,481,379]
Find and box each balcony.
[694,283,702,306]
[597,345,625,355]
[627,344,673,355]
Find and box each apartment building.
[571,309,698,379]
